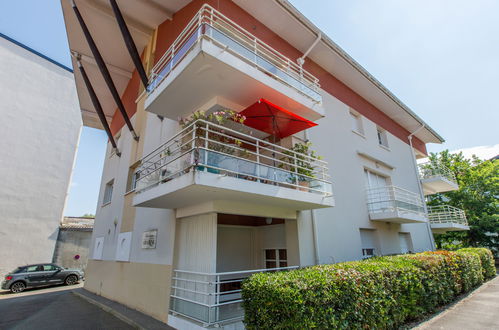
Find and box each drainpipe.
[304,130,320,265]
[297,32,322,67]
[408,125,436,251]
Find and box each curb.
[72,291,144,330]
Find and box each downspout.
[408,125,436,251]
[304,130,320,265]
[297,32,321,67]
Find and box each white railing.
[147,4,322,103]
[134,119,333,196]
[428,205,468,225]
[366,185,426,216]
[170,266,298,326]
[418,161,457,185]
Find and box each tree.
[81,213,95,218]
[426,150,498,254]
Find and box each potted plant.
[280,141,321,192]
[179,110,247,173]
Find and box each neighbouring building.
[0,33,81,277]
[60,0,467,327]
[52,216,94,271]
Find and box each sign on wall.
[142,230,157,249]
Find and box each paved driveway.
[0,285,133,329]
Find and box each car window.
[11,267,25,274]
[43,265,58,271]
[26,266,39,272]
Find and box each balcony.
[133,119,333,210]
[428,205,469,233]
[418,162,458,195]
[145,4,323,122]
[366,186,427,223]
[170,267,297,327]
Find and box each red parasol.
[239,98,317,140]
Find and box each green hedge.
[241,248,496,329]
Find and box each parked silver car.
[1,263,84,293]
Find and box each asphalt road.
[0,284,133,329]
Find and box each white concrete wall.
[303,90,434,263]
[0,37,81,276]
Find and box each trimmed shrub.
[458,247,496,279]
[241,248,495,329]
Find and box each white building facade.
[60,0,466,327]
[0,33,82,276]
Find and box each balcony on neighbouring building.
[132,119,333,210]
[428,205,469,233]
[145,4,324,122]
[418,162,458,195]
[366,185,427,223]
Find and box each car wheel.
[10,281,26,293]
[65,275,78,286]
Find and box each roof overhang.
[60,0,190,129]
[61,0,444,145]
[233,0,444,144]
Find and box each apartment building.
[60,0,468,327]
[0,33,81,277]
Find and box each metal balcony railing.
[134,119,333,196]
[147,4,322,103]
[418,161,457,184]
[170,266,298,326]
[366,185,426,216]
[428,205,468,226]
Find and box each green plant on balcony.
[179,110,249,173]
[280,141,321,189]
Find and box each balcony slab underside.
[145,40,324,121]
[421,176,459,195]
[133,171,334,210]
[369,210,427,224]
[431,222,470,233]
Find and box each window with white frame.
[264,249,287,268]
[126,165,139,193]
[350,111,364,135]
[377,127,389,148]
[360,229,378,258]
[103,179,114,205]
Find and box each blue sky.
[0,1,497,216]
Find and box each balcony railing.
[418,161,457,184]
[170,266,298,326]
[366,185,426,216]
[147,4,322,103]
[134,119,332,196]
[428,205,468,225]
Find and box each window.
[350,111,364,135]
[377,127,389,148]
[399,233,413,254]
[360,229,378,259]
[103,179,114,205]
[126,165,140,193]
[43,264,59,271]
[265,249,287,269]
[364,169,388,189]
[26,266,39,272]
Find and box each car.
[1,263,84,293]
